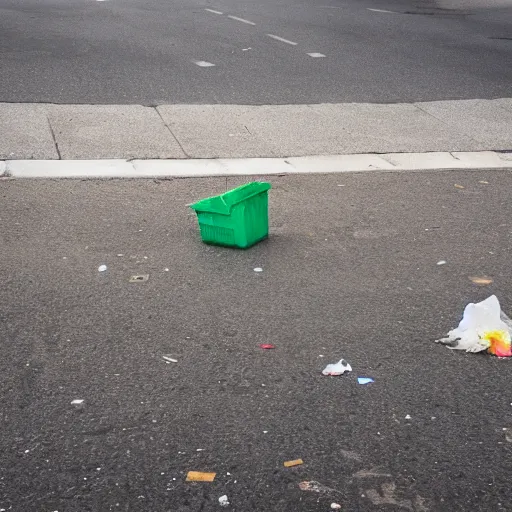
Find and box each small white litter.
[405,414,412,420]
[71,399,84,405]
[436,260,446,266]
[254,267,263,272]
[163,356,178,363]
[218,495,229,507]
[98,265,107,272]
[322,359,352,376]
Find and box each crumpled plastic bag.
[322,359,352,375]
[436,295,512,357]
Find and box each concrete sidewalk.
[1,98,512,160]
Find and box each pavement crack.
[46,115,61,160]
[154,107,190,158]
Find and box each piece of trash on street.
[162,356,178,363]
[437,260,446,266]
[298,481,342,496]
[435,295,512,356]
[469,276,493,286]
[331,504,342,510]
[98,264,107,272]
[71,399,84,405]
[189,182,271,249]
[254,267,263,272]
[479,180,489,184]
[186,471,216,482]
[242,47,252,51]
[405,414,412,420]
[322,359,352,376]
[357,377,374,385]
[454,184,465,189]
[284,459,303,467]
[218,495,230,507]
[505,429,512,443]
[129,274,149,283]
[259,344,275,349]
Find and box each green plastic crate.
[189,182,271,249]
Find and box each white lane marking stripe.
[193,60,216,67]
[307,52,326,58]
[205,8,223,14]
[367,8,396,13]
[227,15,256,25]
[266,34,297,45]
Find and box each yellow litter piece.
[284,459,303,467]
[186,471,216,482]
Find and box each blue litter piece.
[357,377,374,385]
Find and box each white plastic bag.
[436,295,512,357]
[322,359,352,376]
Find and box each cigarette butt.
[284,459,303,467]
[186,471,216,482]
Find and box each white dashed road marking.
[227,15,256,25]
[266,34,298,46]
[367,8,396,13]
[193,60,216,67]
[307,52,326,58]
[205,8,223,14]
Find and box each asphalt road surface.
[1,171,512,511]
[0,0,511,104]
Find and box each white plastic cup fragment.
[98,264,107,272]
[322,359,352,376]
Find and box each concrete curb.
[2,151,512,179]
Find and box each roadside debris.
[259,344,275,349]
[479,180,489,184]
[299,481,343,497]
[331,504,342,510]
[254,267,263,272]
[129,274,149,282]
[505,429,512,443]
[469,276,493,286]
[218,495,230,507]
[357,377,374,385]
[454,184,465,189]
[322,359,352,376]
[98,264,107,272]
[437,260,446,266]
[186,471,216,482]
[189,182,271,249]
[71,399,84,405]
[284,459,303,467]
[435,295,512,356]
[242,47,252,51]
[162,356,178,363]
[405,414,412,420]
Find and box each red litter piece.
[260,344,275,349]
